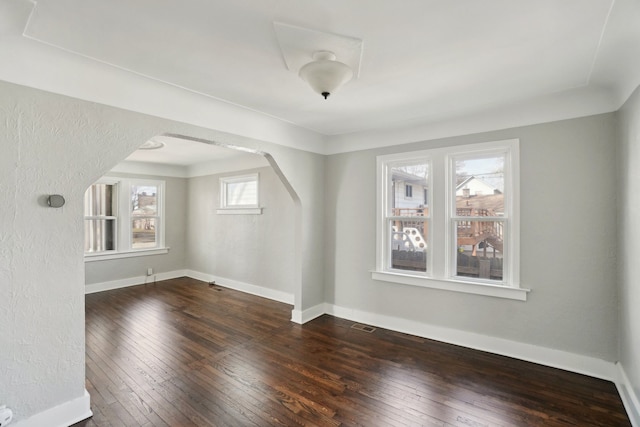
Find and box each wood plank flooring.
[76,277,631,426]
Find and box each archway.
[83,133,303,318]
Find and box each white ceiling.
[2,0,640,158]
[116,135,269,172]
[124,135,253,166]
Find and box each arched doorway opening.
[83,133,302,317]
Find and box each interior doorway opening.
[83,133,301,316]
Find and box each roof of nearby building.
[456,176,502,194]
[456,193,505,215]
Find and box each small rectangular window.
[218,173,262,214]
[405,184,413,198]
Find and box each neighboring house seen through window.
[131,184,161,249]
[374,139,527,300]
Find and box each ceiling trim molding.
[0,35,624,158]
[110,157,270,179]
[324,85,620,155]
[0,36,328,154]
[1,0,636,158]
[109,161,188,178]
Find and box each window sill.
[84,247,170,262]
[216,208,263,215]
[371,271,529,301]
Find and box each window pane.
[132,217,157,249]
[226,180,257,206]
[455,155,504,216]
[84,184,114,216]
[390,162,429,217]
[132,185,158,216]
[455,219,504,280]
[84,219,115,252]
[390,220,427,272]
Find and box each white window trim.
[83,177,119,256]
[123,178,166,251]
[373,139,529,301]
[84,177,167,261]
[216,208,263,215]
[384,159,433,275]
[217,173,263,215]
[84,247,170,262]
[371,271,528,301]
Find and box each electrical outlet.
[147,268,153,276]
[0,405,13,426]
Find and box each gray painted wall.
[325,113,618,361]
[85,165,295,296]
[84,172,188,284]
[617,86,640,411]
[2,76,633,424]
[0,80,325,423]
[186,166,295,294]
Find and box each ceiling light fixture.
[138,139,165,150]
[299,50,353,99]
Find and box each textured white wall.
[617,86,640,410]
[186,166,295,294]
[0,82,155,421]
[84,173,188,285]
[325,114,618,361]
[0,81,325,423]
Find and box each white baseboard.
[82,271,637,424]
[616,362,640,427]
[85,271,621,382]
[85,270,187,294]
[86,269,294,306]
[13,389,92,427]
[185,270,294,305]
[291,303,326,324]
[324,303,616,381]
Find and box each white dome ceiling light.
[273,22,362,102]
[299,50,354,99]
[138,139,165,150]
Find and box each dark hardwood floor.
[76,277,630,426]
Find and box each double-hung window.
[131,183,161,249]
[385,160,431,273]
[84,178,166,260]
[374,139,527,300]
[84,180,117,253]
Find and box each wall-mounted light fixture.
[299,50,354,99]
[138,139,165,150]
[47,194,65,208]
